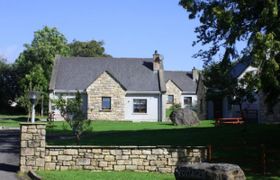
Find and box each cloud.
[0,45,23,63]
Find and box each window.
[133,99,147,113]
[184,97,192,106]
[167,95,174,104]
[102,97,111,110]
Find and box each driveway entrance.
[0,129,19,180]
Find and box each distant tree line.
[0,26,110,115]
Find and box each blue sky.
[0,0,203,70]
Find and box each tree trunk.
[76,134,80,145]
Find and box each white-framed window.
[133,99,147,113]
[102,97,111,110]
[167,95,174,104]
[184,97,192,106]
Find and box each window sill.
[99,109,112,112]
[132,113,148,115]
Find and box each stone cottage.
[49,51,199,122]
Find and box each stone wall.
[20,123,209,173]
[86,71,126,120]
[165,80,182,109]
[20,123,46,172]
[44,145,208,173]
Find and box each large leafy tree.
[69,40,110,57]
[179,0,280,107]
[0,57,21,112]
[204,61,258,118]
[15,26,70,112]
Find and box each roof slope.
[164,71,197,92]
[230,56,252,78]
[50,57,160,91]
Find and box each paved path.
[0,130,19,180]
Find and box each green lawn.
[46,120,280,177]
[0,115,28,127]
[37,170,174,180]
[1,115,280,178]
[36,170,280,180]
[0,114,46,127]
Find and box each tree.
[0,57,21,112]
[17,64,48,119]
[15,26,70,113]
[54,91,91,144]
[179,0,280,107]
[69,40,110,57]
[203,61,258,118]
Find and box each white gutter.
[126,91,161,94]
[53,89,86,93]
[182,91,196,95]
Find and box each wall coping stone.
[46,145,207,149]
[20,122,47,125]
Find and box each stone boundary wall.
[45,145,208,173]
[20,123,209,173]
[20,123,46,172]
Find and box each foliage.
[53,91,91,144]
[0,58,21,112]
[203,61,258,117]
[179,0,280,107]
[166,103,181,119]
[69,40,110,57]
[15,26,70,112]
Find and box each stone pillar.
[20,123,46,172]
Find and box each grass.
[0,114,28,127]
[0,114,46,127]
[1,114,280,178]
[37,170,174,180]
[46,120,280,177]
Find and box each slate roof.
[164,71,197,93]
[230,56,252,78]
[50,57,161,91]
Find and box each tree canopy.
[179,0,280,106]
[1,26,111,114]
[69,40,110,57]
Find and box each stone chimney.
[153,50,162,71]
[192,67,199,82]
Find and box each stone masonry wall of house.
[86,72,126,120]
[20,123,209,173]
[165,80,182,109]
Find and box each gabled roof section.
[230,56,252,79]
[164,71,197,92]
[49,56,160,91]
[86,71,127,91]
